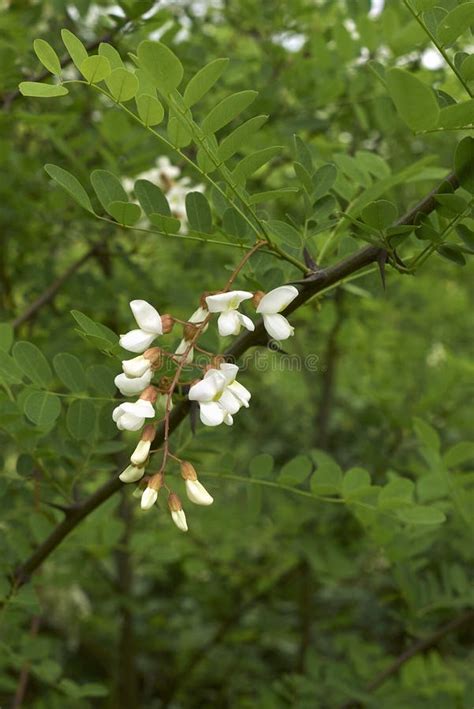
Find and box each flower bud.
[144,347,163,368]
[119,464,145,483]
[252,290,265,307]
[185,479,214,506]
[168,492,188,532]
[180,460,197,481]
[160,314,175,334]
[130,425,155,466]
[140,472,164,511]
[140,385,158,404]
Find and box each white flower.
[185,479,214,506]
[188,363,250,427]
[114,370,152,396]
[141,487,158,510]
[122,354,152,378]
[112,399,155,431]
[171,509,188,531]
[205,291,255,337]
[256,285,299,340]
[175,337,194,363]
[119,464,145,483]
[119,300,163,353]
[157,156,181,183]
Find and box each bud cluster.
[111,285,299,532]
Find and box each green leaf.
[167,114,192,148]
[19,82,68,98]
[222,208,251,240]
[23,391,61,428]
[149,214,181,233]
[437,244,466,266]
[105,68,139,102]
[455,137,474,193]
[312,163,337,201]
[61,29,88,71]
[98,42,123,69]
[293,161,313,193]
[108,201,142,226]
[310,450,343,495]
[293,135,313,174]
[435,193,468,216]
[342,468,372,499]
[183,58,229,107]
[386,68,440,131]
[134,180,171,217]
[456,224,474,250]
[44,164,94,214]
[86,364,115,396]
[461,54,474,81]
[361,200,398,230]
[233,147,281,186]
[397,505,446,525]
[66,399,96,440]
[0,351,24,384]
[379,478,414,509]
[249,188,299,205]
[186,192,212,233]
[266,219,301,247]
[53,353,86,393]
[444,441,474,468]
[136,94,164,126]
[70,310,118,347]
[278,455,313,486]
[137,40,183,92]
[80,55,111,84]
[13,341,52,388]
[437,3,474,46]
[218,115,268,162]
[413,417,440,452]
[312,195,337,224]
[355,150,391,179]
[33,39,61,76]
[438,100,474,129]
[202,90,258,135]
[90,169,128,211]
[0,323,13,352]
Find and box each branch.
[8,170,458,592]
[12,245,100,330]
[340,609,474,708]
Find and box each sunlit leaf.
[202,90,258,135]
[19,82,68,98]
[183,58,229,107]
[386,68,440,131]
[44,164,95,214]
[33,39,61,76]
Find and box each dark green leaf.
[266,219,301,247]
[455,136,474,193]
[386,68,440,131]
[108,201,142,226]
[438,100,474,129]
[437,3,474,46]
[13,341,52,387]
[222,208,251,240]
[44,164,94,214]
[310,449,343,495]
[397,506,446,525]
[0,323,14,352]
[278,455,313,486]
[90,169,128,211]
[53,353,86,393]
[361,200,398,230]
[186,192,212,233]
[23,391,61,427]
[312,163,337,201]
[134,180,170,216]
[218,115,268,162]
[233,147,281,186]
[437,244,466,265]
[66,399,96,440]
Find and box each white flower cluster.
[123,156,205,231]
[111,284,299,531]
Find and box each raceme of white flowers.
[112,283,298,531]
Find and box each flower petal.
[199,401,226,426]
[189,372,225,402]
[227,380,251,407]
[219,362,239,384]
[185,479,214,506]
[112,404,125,422]
[119,464,145,483]
[114,370,152,396]
[122,355,151,378]
[188,306,208,324]
[121,400,155,418]
[130,300,163,334]
[262,313,294,340]
[206,290,253,312]
[130,439,151,466]
[171,509,188,532]
[119,329,156,353]
[256,285,299,314]
[117,413,145,431]
[141,487,158,510]
[218,388,241,415]
[238,313,255,332]
[217,310,241,336]
[224,412,234,426]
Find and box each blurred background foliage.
[0,0,473,707]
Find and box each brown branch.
[340,609,474,709]
[7,170,458,593]
[12,245,99,330]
